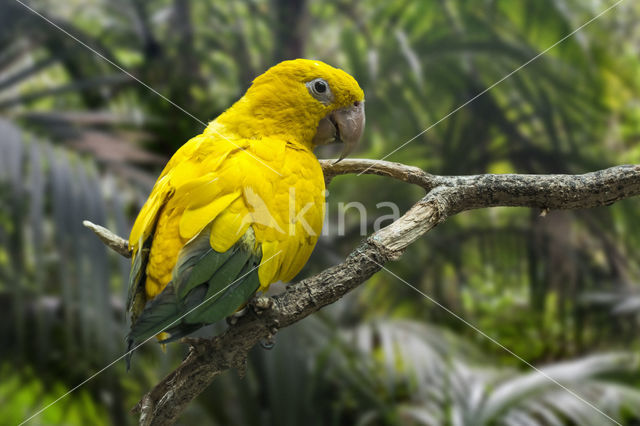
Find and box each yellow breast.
[140,133,325,300]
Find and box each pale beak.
[312,101,365,163]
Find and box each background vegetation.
[1,0,640,424]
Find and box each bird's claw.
[251,297,273,315]
[227,297,273,326]
[227,306,249,325]
[259,320,280,350]
[260,331,277,350]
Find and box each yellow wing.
[126,131,324,324]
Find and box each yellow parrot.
[125,59,365,361]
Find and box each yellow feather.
[127,59,364,333]
[209,197,250,253]
[257,240,283,289]
[180,191,239,240]
[129,176,171,251]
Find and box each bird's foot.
[260,332,277,350]
[227,306,249,326]
[251,297,273,315]
[227,297,273,326]
[259,320,280,350]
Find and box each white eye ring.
[306,78,333,105]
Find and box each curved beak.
[312,101,365,163]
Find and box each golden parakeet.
[125,59,365,359]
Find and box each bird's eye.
[306,78,333,104]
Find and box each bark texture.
[85,159,640,426]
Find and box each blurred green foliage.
[0,364,107,425]
[1,0,640,424]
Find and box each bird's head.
[214,59,365,161]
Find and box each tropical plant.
[0,119,159,424]
[326,319,640,426]
[192,315,640,426]
[1,0,640,424]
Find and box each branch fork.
[84,159,640,426]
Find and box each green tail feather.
[126,225,262,359]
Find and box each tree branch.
[319,158,439,189]
[82,220,131,258]
[84,160,640,426]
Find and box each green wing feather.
[126,224,261,362]
[126,241,151,326]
